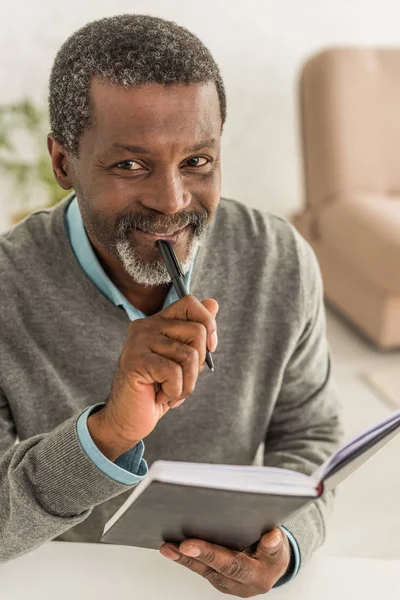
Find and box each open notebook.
[101,409,400,551]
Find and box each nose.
[142,169,191,215]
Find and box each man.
[0,14,342,597]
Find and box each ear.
[47,135,74,190]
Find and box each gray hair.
[49,14,227,156]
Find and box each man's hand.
[87,295,218,461]
[159,528,291,597]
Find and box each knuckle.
[181,345,198,363]
[222,557,247,579]
[167,362,182,384]
[170,361,183,379]
[202,548,217,563]
[178,554,195,569]
[154,353,174,373]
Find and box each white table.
[1,541,399,599]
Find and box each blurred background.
[1,0,399,562]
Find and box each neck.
[120,284,170,316]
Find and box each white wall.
[2,0,400,231]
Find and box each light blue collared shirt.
[65,195,299,584]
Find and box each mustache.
[116,208,209,238]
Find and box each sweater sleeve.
[263,230,343,567]
[0,397,137,564]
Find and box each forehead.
[87,78,221,151]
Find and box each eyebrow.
[111,138,217,155]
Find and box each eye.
[116,160,143,171]
[185,156,210,167]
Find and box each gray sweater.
[0,196,342,565]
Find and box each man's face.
[67,79,222,286]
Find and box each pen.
[156,240,215,372]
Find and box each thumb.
[201,298,219,318]
[255,529,284,565]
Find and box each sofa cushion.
[318,193,400,293]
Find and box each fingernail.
[160,546,180,561]
[180,544,201,557]
[210,331,218,352]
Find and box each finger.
[200,298,219,319]
[168,397,187,409]
[162,295,218,353]
[142,353,184,402]
[157,318,207,368]
[255,529,286,566]
[160,544,233,592]
[146,336,200,402]
[177,539,255,584]
[200,299,219,352]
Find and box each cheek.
[207,182,222,218]
[85,175,134,218]
[191,169,221,212]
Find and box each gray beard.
[115,237,202,287]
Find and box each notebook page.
[312,409,400,483]
[149,461,314,494]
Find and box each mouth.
[132,225,190,244]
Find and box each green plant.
[0,99,67,222]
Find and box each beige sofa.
[292,48,400,349]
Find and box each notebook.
[101,409,400,551]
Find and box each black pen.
[156,240,215,372]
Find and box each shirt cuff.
[76,404,148,485]
[273,525,301,587]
